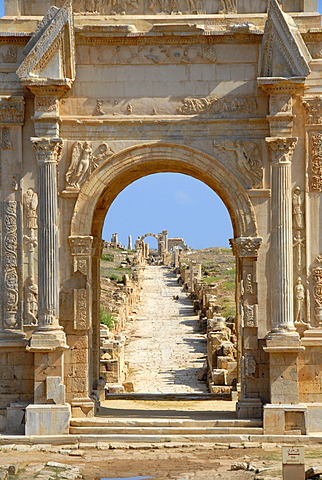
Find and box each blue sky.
[1,1,321,248]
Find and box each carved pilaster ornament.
[310,133,322,192]
[2,201,19,330]
[313,266,322,327]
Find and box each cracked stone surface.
[125,266,208,394]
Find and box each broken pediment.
[259,0,312,80]
[16,0,75,88]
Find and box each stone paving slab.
[125,266,208,394]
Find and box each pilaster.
[230,237,263,419]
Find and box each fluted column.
[266,137,298,334]
[28,137,66,350]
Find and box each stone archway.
[68,142,263,419]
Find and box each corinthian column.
[29,137,66,350]
[266,137,298,334]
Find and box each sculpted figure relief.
[294,277,305,324]
[292,186,305,230]
[66,141,114,189]
[24,188,38,230]
[214,141,263,189]
[66,141,95,189]
[219,0,237,13]
[56,0,202,13]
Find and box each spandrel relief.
[65,141,114,190]
[214,140,263,189]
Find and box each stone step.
[69,426,264,435]
[71,418,262,428]
[104,393,231,401]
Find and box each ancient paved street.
[125,266,208,393]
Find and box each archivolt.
[70,142,258,238]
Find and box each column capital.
[266,137,298,165]
[230,237,262,258]
[31,137,63,162]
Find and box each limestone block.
[226,362,238,385]
[6,404,26,434]
[211,369,227,385]
[25,404,71,436]
[210,385,231,394]
[106,384,125,394]
[217,356,235,370]
[123,381,134,393]
[306,404,322,433]
[46,377,66,405]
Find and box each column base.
[236,398,263,419]
[264,330,304,353]
[25,404,71,436]
[301,328,322,346]
[0,331,27,348]
[263,404,307,435]
[27,329,68,352]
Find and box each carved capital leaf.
[230,237,262,258]
[266,136,298,165]
[31,137,63,162]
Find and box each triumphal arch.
[0,0,322,436]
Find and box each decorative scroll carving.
[74,288,88,330]
[65,141,114,189]
[232,237,262,258]
[1,46,18,64]
[0,97,25,125]
[23,189,38,326]
[3,201,19,329]
[313,267,322,327]
[178,96,256,116]
[310,133,322,192]
[1,128,12,150]
[219,0,237,14]
[303,98,322,125]
[214,141,263,189]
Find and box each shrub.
[100,307,117,330]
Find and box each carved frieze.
[3,201,19,330]
[69,236,93,258]
[310,133,322,192]
[65,141,114,189]
[178,96,256,116]
[93,44,217,65]
[214,140,263,189]
[0,96,25,125]
[55,0,207,14]
[219,0,236,14]
[35,97,59,114]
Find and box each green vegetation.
[101,253,114,262]
[100,307,117,330]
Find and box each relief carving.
[35,97,59,113]
[178,96,256,116]
[245,355,256,378]
[74,288,88,330]
[293,231,305,274]
[243,304,257,327]
[65,141,114,189]
[292,186,305,230]
[1,46,18,64]
[214,140,263,189]
[233,237,262,258]
[56,0,203,14]
[219,0,237,14]
[310,133,322,192]
[294,277,305,324]
[3,201,19,330]
[0,97,25,125]
[303,98,322,125]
